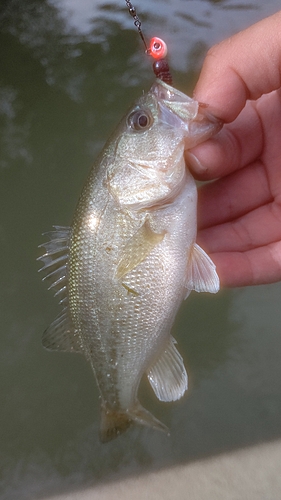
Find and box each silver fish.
[38,80,221,442]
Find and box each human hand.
[188,10,281,287]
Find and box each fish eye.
[128,109,153,131]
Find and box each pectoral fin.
[116,220,166,279]
[147,336,188,402]
[185,243,220,295]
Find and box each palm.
[192,89,281,287]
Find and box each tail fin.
[100,402,169,443]
[100,406,133,443]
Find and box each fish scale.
[38,79,221,442]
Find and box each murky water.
[0,1,281,498]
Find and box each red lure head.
[148,37,172,85]
[148,37,168,59]
[125,2,172,85]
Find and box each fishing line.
[125,0,173,85]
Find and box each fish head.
[107,80,221,210]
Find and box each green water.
[0,1,281,498]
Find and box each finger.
[197,160,272,230]
[187,100,263,180]
[255,89,281,198]
[197,202,281,254]
[193,11,281,122]
[209,240,281,287]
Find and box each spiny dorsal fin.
[147,336,188,402]
[38,226,70,304]
[116,220,166,279]
[185,243,220,294]
[38,226,83,354]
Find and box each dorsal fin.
[42,308,83,353]
[38,226,83,354]
[38,226,70,304]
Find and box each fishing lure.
[125,0,173,84]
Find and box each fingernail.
[185,151,208,174]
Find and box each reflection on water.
[0,86,32,169]
[0,0,281,498]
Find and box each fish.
[38,79,221,442]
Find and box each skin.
[188,10,281,287]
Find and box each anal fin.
[116,220,166,279]
[147,336,188,402]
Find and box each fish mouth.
[151,79,199,122]
[151,80,222,146]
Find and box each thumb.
[193,10,281,123]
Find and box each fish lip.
[151,79,196,106]
[151,79,199,122]
[151,80,223,141]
